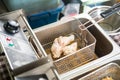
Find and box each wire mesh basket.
[53,47,97,74]
[35,18,97,74]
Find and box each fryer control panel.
[0,20,38,69]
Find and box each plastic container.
[63,3,80,16]
[3,0,60,15]
[79,63,120,80]
[27,2,64,29]
[62,0,81,16]
[34,18,97,74]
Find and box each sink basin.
[33,14,120,80]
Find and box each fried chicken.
[51,38,63,58]
[51,34,76,58]
[63,42,77,55]
[58,34,75,46]
[102,76,113,80]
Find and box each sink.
[33,14,120,80]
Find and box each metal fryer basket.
[79,63,120,80]
[43,32,87,59]
[35,18,97,74]
[88,6,120,33]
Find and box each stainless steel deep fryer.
[34,15,99,74]
[35,14,120,80]
[32,2,120,80]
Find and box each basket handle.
[100,2,120,18]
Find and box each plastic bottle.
[63,0,80,16]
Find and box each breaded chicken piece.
[58,35,75,46]
[63,42,77,55]
[102,76,113,80]
[51,35,75,58]
[51,38,63,58]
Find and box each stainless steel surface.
[15,61,58,80]
[0,10,36,70]
[0,32,38,69]
[88,5,120,34]
[88,6,110,22]
[0,10,49,76]
[15,74,48,80]
[79,63,120,80]
[79,54,120,80]
[51,67,61,80]
[13,57,49,76]
[33,14,120,80]
[21,15,47,57]
[99,11,120,33]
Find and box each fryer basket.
[54,47,97,74]
[35,18,97,74]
